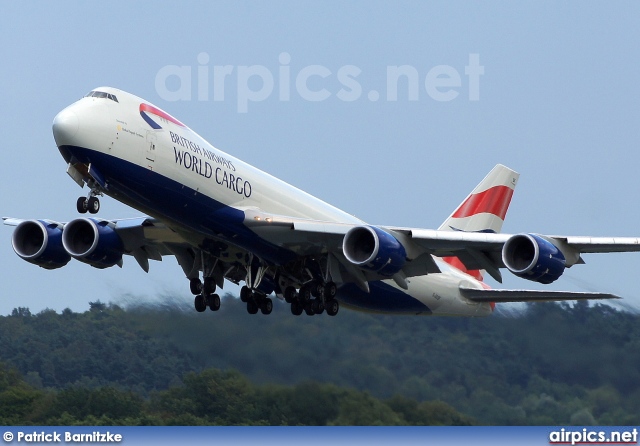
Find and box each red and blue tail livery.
[440,165,518,234]
[5,86,640,319]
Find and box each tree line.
[0,295,639,425]
[0,363,471,425]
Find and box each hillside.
[0,295,638,425]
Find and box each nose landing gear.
[76,191,102,214]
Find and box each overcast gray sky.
[2,1,640,315]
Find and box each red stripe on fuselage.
[442,256,483,281]
[451,185,514,219]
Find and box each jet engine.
[502,233,566,284]
[343,225,406,276]
[62,218,124,268]
[11,220,71,269]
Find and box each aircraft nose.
[52,108,79,146]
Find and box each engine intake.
[11,220,71,269]
[502,233,566,284]
[62,218,124,268]
[343,226,406,277]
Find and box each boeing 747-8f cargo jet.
[5,87,640,317]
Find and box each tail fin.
[440,164,519,281]
[439,164,519,234]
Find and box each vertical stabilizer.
[439,164,519,234]
[440,164,519,281]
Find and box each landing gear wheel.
[304,302,315,316]
[312,299,325,315]
[260,298,273,315]
[87,196,100,214]
[291,300,303,316]
[190,278,203,295]
[247,299,259,314]
[203,277,216,295]
[77,197,88,214]
[240,286,251,303]
[208,294,221,311]
[194,295,206,312]
[314,282,325,299]
[284,286,297,304]
[299,285,312,303]
[324,282,337,299]
[326,299,339,316]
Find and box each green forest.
[0,295,639,425]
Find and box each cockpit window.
[84,90,119,103]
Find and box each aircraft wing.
[9,209,640,296]
[402,229,640,255]
[390,228,640,281]
[3,216,193,273]
[243,210,640,284]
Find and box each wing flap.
[460,287,619,302]
[113,217,183,257]
[557,236,640,253]
[243,209,352,254]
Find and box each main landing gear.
[286,281,339,317]
[240,286,273,315]
[190,277,221,312]
[239,255,274,315]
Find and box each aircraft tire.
[194,295,207,312]
[88,196,100,214]
[312,299,325,315]
[208,294,221,311]
[304,302,315,316]
[203,277,216,294]
[190,278,203,295]
[299,285,312,303]
[284,286,296,303]
[291,300,303,316]
[76,197,88,214]
[247,300,259,314]
[324,282,337,299]
[260,298,273,315]
[240,286,251,302]
[326,299,339,316]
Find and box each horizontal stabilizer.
[460,287,619,303]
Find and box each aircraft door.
[146,131,157,170]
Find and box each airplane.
[5,86,640,318]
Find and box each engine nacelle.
[502,233,566,284]
[11,220,71,269]
[62,218,124,269]
[343,225,406,277]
